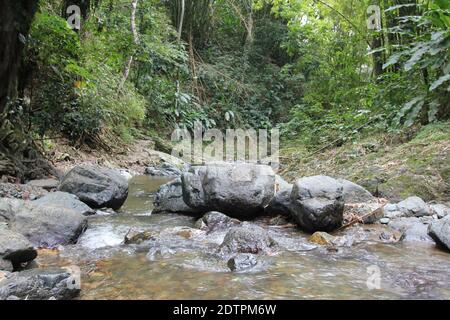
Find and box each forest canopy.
[0,0,449,176]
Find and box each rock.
[309,232,337,246]
[145,162,183,177]
[0,198,24,222]
[0,225,37,269]
[227,254,258,272]
[265,188,293,217]
[397,196,430,217]
[58,165,129,210]
[195,211,240,232]
[337,178,375,203]
[10,204,88,248]
[429,203,450,219]
[33,192,95,216]
[0,268,80,300]
[380,218,390,224]
[290,175,344,232]
[428,215,450,251]
[124,230,156,245]
[0,183,48,200]
[383,197,431,219]
[218,223,276,257]
[388,217,433,243]
[26,179,59,191]
[182,163,275,219]
[0,259,13,272]
[153,178,199,215]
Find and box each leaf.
[429,74,450,91]
[427,100,440,122]
[383,52,404,69]
[405,45,429,71]
[385,3,418,13]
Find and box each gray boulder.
[428,215,450,251]
[384,197,430,218]
[10,204,88,248]
[33,192,95,216]
[388,217,433,243]
[58,165,129,210]
[430,203,450,219]
[0,225,37,270]
[0,259,13,272]
[218,223,276,257]
[182,163,276,219]
[195,211,240,231]
[337,178,374,203]
[153,178,199,215]
[290,175,344,232]
[227,254,258,272]
[0,268,80,300]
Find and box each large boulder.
[384,196,430,219]
[10,204,88,248]
[0,268,80,300]
[182,163,276,219]
[218,223,276,257]
[388,217,433,243]
[428,215,450,251]
[290,176,344,232]
[58,165,128,210]
[337,178,375,203]
[33,191,95,216]
[153,178,199,215]
[0,225,37,270]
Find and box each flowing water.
[36,176,450,300]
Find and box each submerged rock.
[0,268,80,300]
[218,223,276,257]
[124,230,156,245]
[182,163,276,219]
[195,211,240,232]
[58,165,129,210]
[153,178,199,215]
[10,204,88,248]
[337,178,374,203]
[290,175,344,232]
[388,217,433,243]
[33,191,95,216]
[227,254,258,272]
[428,215,450,251]
[0,225,37,270]
[309,232,337,246]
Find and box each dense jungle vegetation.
[0,0,449,179]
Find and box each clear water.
[36,176,450,300]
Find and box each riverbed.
[36,176,450,300]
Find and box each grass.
[279,122,450,203]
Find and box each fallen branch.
[337,203,386,231]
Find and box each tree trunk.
[0,0,39,114]
[118,0,140,93]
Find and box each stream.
[36,176,450,300]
